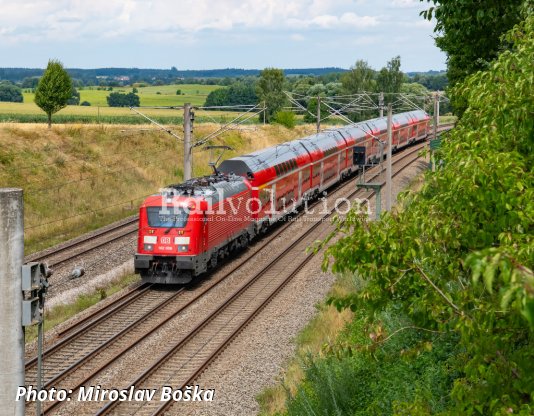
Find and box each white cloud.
[287,12,379,29]
[0,0,381,42]
[290,33,306,41]
[339,12,379,28]
[391,0,419,7]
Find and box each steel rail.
[96,141,427,416]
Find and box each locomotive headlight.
[144,244,154,251]
[174,237,190,245]
[178,245,189,252]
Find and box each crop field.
[23,83,220,107]
[1,84,229,124]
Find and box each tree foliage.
[313,15,533,414]
[273,111,296,129]
[376,55,403,96]
[400,82,429,96]
[0,81,23,102]
[256,68,286,123]
[341,60,376,94]
[204,82,258,108]
[408,72,448,91]
[66,86,80,105]
[106,91,140,107]
[421,0,525,96]
[34,60,72,128]
[303,97,329,123]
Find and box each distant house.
[114,76,130,82]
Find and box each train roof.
[151,173,249,202]
[218,110,430,175]
[218,139,309,175]
[297,130,346,154]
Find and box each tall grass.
[0,122,317,253]
[284,308,459,415]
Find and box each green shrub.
[286,310,458,415]
[273,111,296,129]
[315,15,534,415]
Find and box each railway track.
[25,216,139,269]
[25,128,451,414]
[25,123,453,271]
[88,142,427,416]
[29,190,334,414]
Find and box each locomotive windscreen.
[146,207,189,228]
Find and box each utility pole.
[0,188,25,416]
[316,95,321,133]
[379,92,384,118]
[263,101,266,125]
[433,93,438,141]
[436,92,440,128]
[385,104,393,211]
[183,103,193,181]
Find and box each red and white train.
[135,110,430,283]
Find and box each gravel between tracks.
[28,152,428,415]
[173,157,429,416]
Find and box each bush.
[0,81,23,103]
[106,92,140,107]
[176,89,181,95]
[66,87,80,105]
[286,310,458,415]
[273,111,296,128]
[80,101,91,106]
[204,82,257,108]
[315,15,534,415]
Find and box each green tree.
[256,68,286,123]
[0,81,23,102]
[34,60,72,128]
[273,111,296,129]
[400,82,429,96]
[106,92,140,107]
[421,0,524,113]
[376,56,403,97]
[304,97,328,123]
[316,14,534,414]
[411,72,448,91]
[21,77,40,89]
[66,86,80,105]
[341,60,376,94]
[204,88,228,107]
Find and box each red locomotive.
[135,110,430,283]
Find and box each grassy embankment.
[257,273,356,415]
[0,122,317,254]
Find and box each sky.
[0,0,446,72]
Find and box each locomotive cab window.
[146,207,189,228]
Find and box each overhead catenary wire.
[193,103,265,148]
[129,106,183,141]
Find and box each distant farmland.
[0,84,230,124]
